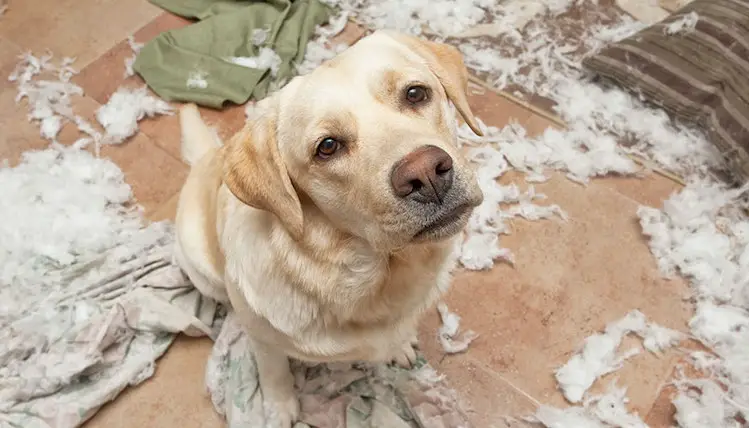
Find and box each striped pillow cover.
[583,0,749,182]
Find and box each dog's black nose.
[390,145,454,204]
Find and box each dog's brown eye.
[405,85,428,104]
[316,137,340,158]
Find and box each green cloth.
[134,0,334,108]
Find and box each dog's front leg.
[253,341,299,428]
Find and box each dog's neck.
[287,204,455,326]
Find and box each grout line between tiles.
[466,355,544,407]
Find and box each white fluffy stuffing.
[533,384,647,428]
[664,11,699,35]
[186,70,208,89]
[124,35,144,78]
[296,10,350,75]
[0,144,142,326]
[555,310,683,404]
[251,28,270,46]
[436,302,478,354]
[555,311,645,404]
[10,53,82,142]
[638,178,749,425]
[10,53,173,148]
[95,86,173,145]
[227,47,283,77]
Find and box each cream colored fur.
[174,30,484,427]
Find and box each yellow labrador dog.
[175,30,484,427]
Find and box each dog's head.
[222,31,484,251]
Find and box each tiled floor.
[1,2,691,427]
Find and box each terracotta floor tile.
[48,94,188,215]
[331,22,368,46]
[107,134,188,216]
[83,336,221,428]
[0,88,51,166]
[643,341,715,427]
[601,173,683,209]
[139,102,248,161]
[0,37,23,87]
[521,111,562,137]
[436,355,539,427]
[149,192,180,223]
[436,173,692,416]
[0,0,161,70]
[468,87,534,129]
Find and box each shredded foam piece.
[226,47,282,77]
[436,302,478,354]
[95,86,173,145]
[124,35,144,78]
[186,70,208,89]
[664,11,699,35]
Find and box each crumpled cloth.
[0,220,472,428]
[206,312,474,428]
[0,222,219,428]
[134,0,334,108]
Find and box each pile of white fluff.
[1,50,172,381]
[0,144,142,326]
[10,53,172,151]
[638,180,749,427]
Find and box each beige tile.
[0,0,161,69]
[435,173,692,415]
[83,336,222,428]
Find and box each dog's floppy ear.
[384,32,483,137]
[222,101,304,240]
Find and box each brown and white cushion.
[583,0,749,183]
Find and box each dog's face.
[223,31,484,251]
